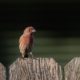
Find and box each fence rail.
[0,57,80,80]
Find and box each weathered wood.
[64,57,80,80]
[0,63,6,80]
[9,58,62,80]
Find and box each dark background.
[0,1,80,68]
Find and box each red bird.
[19,26,36,58]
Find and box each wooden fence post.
[64,57,80,80]
[9,58,62,80]
[0,63,6,80]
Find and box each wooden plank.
[9,58,62,80]
[64,57,80,80]
[0,63,6,80]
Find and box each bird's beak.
[32,29,36,32]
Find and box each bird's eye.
[29,28,31,32]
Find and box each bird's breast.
[20,35,33,47]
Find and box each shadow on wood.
[0,63,6,80]
[9,58,62,80]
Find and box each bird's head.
[23,26,36,34]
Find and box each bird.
[19,26,36,58]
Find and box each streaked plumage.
[19,26,36,58]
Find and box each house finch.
[19,26,36,58]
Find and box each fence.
[0,57,80,80]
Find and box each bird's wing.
[19,35,30,49]
[19,35,23,44]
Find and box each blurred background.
[0,0,80,68]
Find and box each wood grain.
[64,57,80,80]
[9,58,62,80]
[0,63,6,80]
